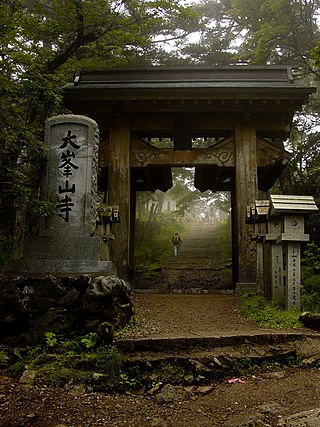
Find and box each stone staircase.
[135,223,233,293]
[115,331,320,387]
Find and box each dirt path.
[2,223,320,427]
[2,366,320,427]
[131,293,275,337]
[132,222,292,338]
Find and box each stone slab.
[235,282,257,293]
[5,236,116,275]
[6,259,115,275]
[19,236,102,260]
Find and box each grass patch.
[238,293,302,329]
[134,212,189,280]
[301,290,320,313]
[114,316,141,338]
[214,217,232,261]
[3,333,143,393]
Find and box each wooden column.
[234,115,258,290]
[108,117,131,280]
[231,186,238,286]
[129,180,137,283]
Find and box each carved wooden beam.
[99,135,291,169]
[257,136,291,166]
[130,146,234,167]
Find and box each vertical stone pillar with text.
[280,214,308,310]
[6,114,115,276]
[285,242,301,310]
[269,195,318,310]
[42,115,98,237]
[265,218,284,304]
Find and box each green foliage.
[230,0,319,65]
[301,242,320,312]
[0,0,199,264]
[302,242,320,268]
[43,331,112,352]
[80,333,98,349]
[36,365,92,387]
[8,346,43,377]
[93,346,123,374]
[114,316,141,338]
[239,294,302,329]
[5,334,126,389]
[301,291,320,313]
[0,351,10,368]
[183,0,320,70]
[214,217,232,262]
[238,244,320,320]
[118,371,141,391]
[44,332,58,347]
[7,349,25,377]
[134,210,189,278]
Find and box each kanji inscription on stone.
[285,242,301,310]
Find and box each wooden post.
[108,116,131,280]
[253,201,269,295]
[234,115,258,290]
[231,187,238,287]
[129,179,137,282]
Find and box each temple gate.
[62,65,315,289]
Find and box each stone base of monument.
[235,282,256,293]
[5,236,116,276]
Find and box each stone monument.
[269,195,317,310]
[249,195,318,310]
[6,115,115,276]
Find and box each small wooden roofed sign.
[63,65,315,193]
[269,195,319,216]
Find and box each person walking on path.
[172,232,182,256]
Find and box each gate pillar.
[108,116,131,280]
[234,115,258,290]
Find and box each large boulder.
[299,311,320,330]
[0,274,133,345]
[82,276,133,330]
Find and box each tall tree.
[181,0,320,73]
[0,0,199,263]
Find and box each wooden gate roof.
[64,65,314,102]
[63,65,315,137]
[63,65,315,193]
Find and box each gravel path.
[131,293,262,337]
[3,223,320,427]
[132,222,299,338]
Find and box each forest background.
[2,0,320,304]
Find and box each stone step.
[115,333,320,389]
[115,331,316,355]
[133,288,234,294]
